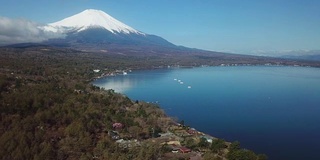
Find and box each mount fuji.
[43,9,142,34]
[42,9,178,52]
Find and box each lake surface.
[93,66,320,160]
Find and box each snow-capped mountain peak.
[44,9,143,34]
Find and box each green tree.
[36,142,55,160]
[227,149,257,160]
[128,126,141,139]
[257,154,268,160]
[180,120,185,126]
[203,152,223,160]
[198,137,209,148]
[229,141,241,151]
[211,139,227,153]
[184,137,197,149]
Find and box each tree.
[135,144,161,160]
[65,121,84,137]
[184,137,197,149]
[257,154,268,160]
[203,152,223,160]
[180,120,185,126]
[36,142,55,160]
[211,139,227,153]
[227,141,264,160]
[128,126,141,139]
[198,137,209,148]
[227,149,258,160]
[229,141,241,151]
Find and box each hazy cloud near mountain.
[0,16,64,45]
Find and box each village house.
[112,122,124,129]
[179,146,192,153]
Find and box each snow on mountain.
[39,9,177,50]
[43,9,143,35]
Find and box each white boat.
[188,86,191,89]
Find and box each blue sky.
[0,0,320,55]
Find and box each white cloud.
[0,16,65,45]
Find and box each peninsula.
[0,47,276,159]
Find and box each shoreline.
[91,65,320,159]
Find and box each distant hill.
[281,54,320,62]
[4,43,50,49]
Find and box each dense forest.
[0,46,279,159]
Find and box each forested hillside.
[0,47,267,160]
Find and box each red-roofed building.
[112,123,124,129]
[179,147,191,153]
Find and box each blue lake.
[93,66,320,160]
